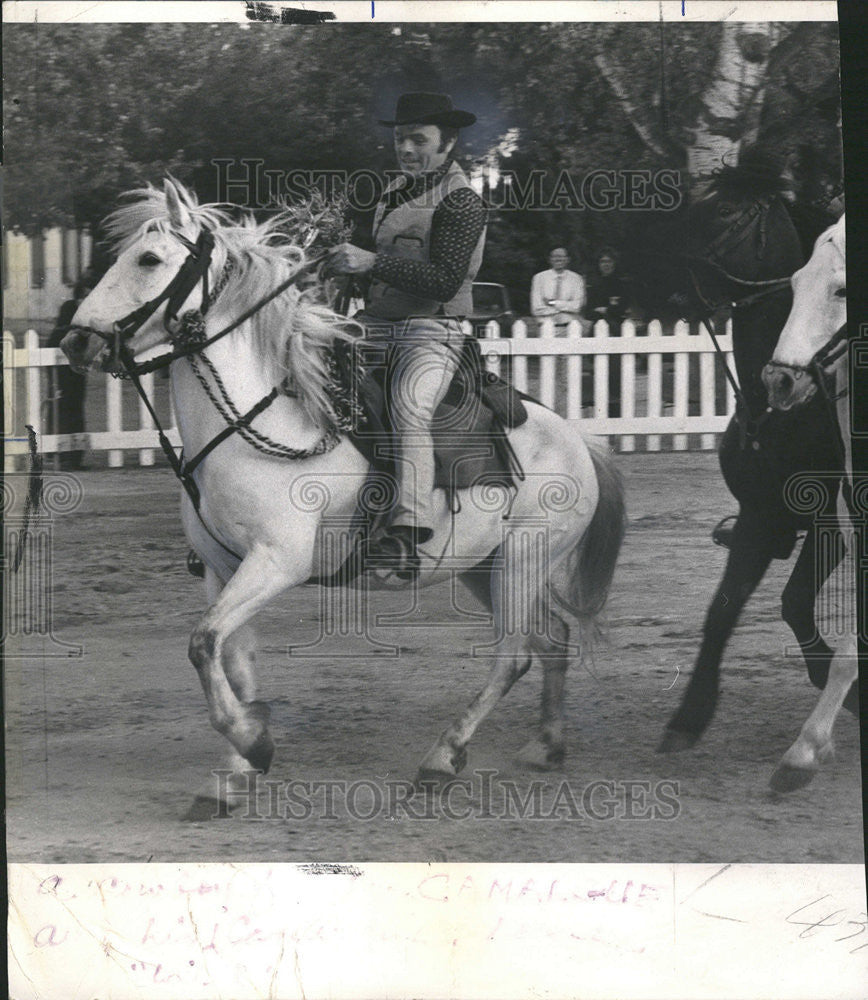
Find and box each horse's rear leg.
[416,637,533,783]
[659,518,773,751]
[519,608,570,769]
[460,564,572,771]
[418,546,540,782]
[189,551,298,773]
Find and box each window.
[62,229,78,286]
[30,231,45,288]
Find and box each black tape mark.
[298,863,363,877]
[245,1,336,23]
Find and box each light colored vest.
[366,160,486,320]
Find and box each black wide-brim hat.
[379,92,476,128]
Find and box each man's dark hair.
[437,126,459,153]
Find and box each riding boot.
[364,524,433,581]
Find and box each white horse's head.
[62,179,223,369]
[762,214,846,410]
[62,177,361,430]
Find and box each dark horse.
[643,155,855,755]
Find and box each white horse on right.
[762,214,858,791]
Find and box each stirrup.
[711,515,738,549]
[187,549,206,578]
[364,525,429,581]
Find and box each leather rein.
[761,321,849,404]
[85,227,333,562]
[693,203,851,514]
[684,197,791,420]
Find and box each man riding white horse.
[328,92,487,579]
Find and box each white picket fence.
[3,318,736,470]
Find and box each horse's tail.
[550,438,626,628]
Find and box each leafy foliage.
[3,21,841,306]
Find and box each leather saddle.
[331,334,529,494]
[308,336,530,586]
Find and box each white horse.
[63,179,625,801]
[762,215,858,790]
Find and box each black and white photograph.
[3,2,865,997]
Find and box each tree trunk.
[593,53,675,160]
[686,22,781,200]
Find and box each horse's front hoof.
[518,738,565,770]
[769,762,818,793]
[413,768,465,795]
[657,728,701,753]
[416,742,468,785]
[181,795,232,822]
[770,739,835,792]
[244,732,276,774]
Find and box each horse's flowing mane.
[102,180,361,429]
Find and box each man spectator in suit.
[530,248,586,333]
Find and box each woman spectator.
[585,248,633,330]
[584,249,635,414]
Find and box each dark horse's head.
[686,149,804,313]
[640,147,836,413]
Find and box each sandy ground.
[4,452,863,863]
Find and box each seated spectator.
[530,248,586,334]
[585,249,635,414]
[585,248,634,332]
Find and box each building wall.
[2,228,93,340]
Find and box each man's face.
[599,255,615,276]
[549,250,569,272]
[394,124,453,177]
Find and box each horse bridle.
[687,195,793,314]
[112,228,217,344]
[761,321,849,406]
[759,224,848,407]
[80,225,336,564]
[75,226,325,379]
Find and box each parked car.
[468,282,517,337]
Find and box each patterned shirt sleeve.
[371,187,487,305]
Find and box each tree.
[3,20,841,305]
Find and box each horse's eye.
[138,252,161,267]
[834,287,847,299]
[717,202,734,217]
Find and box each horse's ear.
[164,179,189,229]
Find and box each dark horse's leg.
[781,525,858,714]
[658,511,775,751]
